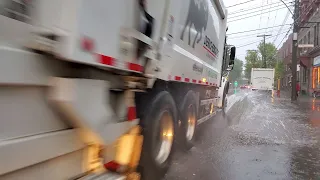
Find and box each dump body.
[0,0,231,179]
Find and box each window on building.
[304,36,307,53]
[303,67,307,83]
[308,31,311,44]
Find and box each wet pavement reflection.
[165,91,320,180]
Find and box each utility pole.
[247,50,258,83]
[257,34,272,68]
[291,0,299,101]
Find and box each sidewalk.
[274,90,320,128]
[277,90,315,101]
[275,90,320,109]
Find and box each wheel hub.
[155,111,174,164]
[186,104,196,141]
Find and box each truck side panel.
[0,87,70,140]
[0,49,88,177]
[72,0,138,62]
[157,0,227,86]
[0,149,86,180]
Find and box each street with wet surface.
[165,90,320,180]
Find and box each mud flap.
[48,77,139,145]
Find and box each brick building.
[277,0,320,95]
[298,0,320,95]
[277,33,293,89]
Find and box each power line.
[270,1,282,35]
[257,34,272,67]
[259,0,265,28]
[237,30,290,48]
[276,25,293,49]
[228,6,290,22]
[237,40,265,48]
[265,0,273,34]
[227,0,256,8]
[273,10,290,43]
[229,0,293,15]
[229,3,292,19]
[227,24,292,35]
[228,28,291,39]
[279,0,294,15]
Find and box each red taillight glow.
[81,37,94,52]
[104,161,120,172]
[127,106,136,121]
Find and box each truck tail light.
[127,106,137,121]
[104,161,121,172]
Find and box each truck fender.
[216,81,228,108]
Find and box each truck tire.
[179,91,198,150]
[138,91,178,180]
[221,91,227,112]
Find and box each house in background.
[298,0,320,95]
[277,0,320,95]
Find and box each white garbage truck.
[0,0,235,179]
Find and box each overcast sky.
[223,0,294,62]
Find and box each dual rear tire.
[138,90,198,179]
[138,91,177,180]
[179,91,198,150]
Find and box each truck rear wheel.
[138,91,178,180]
[179,91,198,150]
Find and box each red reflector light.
[99,55,115,66]
[127,106,136,121]
[174,76,181,81]
[128,63,143,72]
[81,37,94,52]
[104,161,120,172]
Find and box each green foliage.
[257,42,277,68]
[229,58,243,82]
[244,42,278,81]
[244,50,261,80]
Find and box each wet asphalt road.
[165,90,320,180]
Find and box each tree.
[229,58,243,82]
[244,42,278,81]
[257,42,277,68]
[275,60,285,80]
[244,50,261,80]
